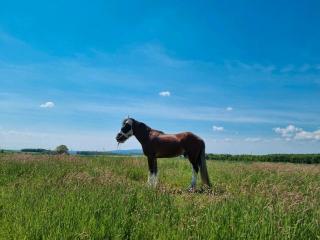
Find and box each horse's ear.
[122,117,127,125]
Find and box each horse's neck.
[133,121,151,145]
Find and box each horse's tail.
[199,145,211,187]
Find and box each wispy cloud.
[298,64,311,72]
[212,125,224,132]
[40,101,55,108]
[228,61,276,73]
[226,106,233,111]
[230,60,320,74]
[280,64,295,73]
[0,30,49,62]
[245,137,262,142]
[279,63,320,73]
[134,44,190,68]
[64,99,320,125]
[159,91,170,97]
[75,102,281,123]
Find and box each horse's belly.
[155,142,183,158]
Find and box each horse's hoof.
[147,182,157,188]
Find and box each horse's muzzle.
[116,133,127,143]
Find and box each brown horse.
[116,117,211,189]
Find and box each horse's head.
[116,117,134,143]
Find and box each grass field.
[0,153,319,239]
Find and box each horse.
[115,117,211,190]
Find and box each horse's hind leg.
[188,158,199,191]
[190,167,198,190]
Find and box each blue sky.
[0,0,320,153]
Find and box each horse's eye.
[122,124,131,133]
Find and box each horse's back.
[156,132,203,144]
[176,132,204,147]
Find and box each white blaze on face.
[124,118,133,127]
[120,118,133,139]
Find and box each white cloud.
[273,124,320,141]
[232,61,276,73]
[226,107,233,111]
[245,137,262,142]
[295,130,320,141]
[273,124,302,138]
[40,101,55,108]
[159,91,170,97]
[212,125,224,132]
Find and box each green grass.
[0,153,319,239]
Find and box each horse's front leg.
[147,156,158,187]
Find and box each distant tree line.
[76,151,114,156]
[20,145,69,155]
[206,154,320,164]
[21,148,52,153]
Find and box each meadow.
[0,153,319,239]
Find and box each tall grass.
[0,153,319,239]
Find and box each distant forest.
[206,153,320,164]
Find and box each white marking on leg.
[148,172,153,185]
[153,173,158,187]
[148,172,158,187]
[191,168,197,188]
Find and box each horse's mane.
[151,128,165,134]
[130,118,164,135]
[141,122,165,135]
[141,121,165,135]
